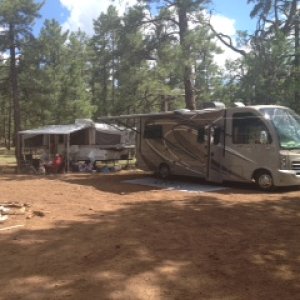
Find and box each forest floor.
[0,169,300,300]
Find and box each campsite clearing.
[0,171,300,300]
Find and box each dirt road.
[0,171,299,300]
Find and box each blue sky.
[34,0,68,35]
[212,0,256,32]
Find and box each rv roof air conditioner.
[202,101,226,110]
[75,119,94,126]
[233,102,245,107]
[174,109,190,114]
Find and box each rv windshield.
[260,107,300,149]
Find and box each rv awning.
[19,123,90,136]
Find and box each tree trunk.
[8,97,11,150]
[1,105,6,148]
[178,5,196,110]
[9,23,21,166]
[295,14,299,105]
[112,31,116,107]
[102,65,108,115]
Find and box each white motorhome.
[99,104,300,190]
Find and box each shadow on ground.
[0,194,299,300]
[53,172,300,195]
[2,171,300,197]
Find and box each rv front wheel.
[158,163,170,179]
[255,171,273,191]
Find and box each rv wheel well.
[159,162,169,168]
[252,168,272,180]
[158,163,170,179]
[252,168,274,191]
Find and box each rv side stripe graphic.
[145,139,205,176]
[210,159,247,181]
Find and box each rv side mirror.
[259,130,268,144]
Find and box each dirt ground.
[0,171,300,300]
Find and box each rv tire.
[158,163,170,179]
[254,170,274,191]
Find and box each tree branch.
[208,22,247,57]
[141,16,179,27]
[282,0,298,34]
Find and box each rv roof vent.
[234,102,245,107]
[75,119,94,125]
[174,109,190,114]
[202,101,226,109]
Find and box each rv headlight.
[280,155,289,170]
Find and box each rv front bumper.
[275,170,300,186]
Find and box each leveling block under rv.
[98,104,300,190]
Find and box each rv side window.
[197,127,205,143]
[232,113,271,144]
[144,125,162,139]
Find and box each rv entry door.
[207,125,223,183]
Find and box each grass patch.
[0,147,16,166]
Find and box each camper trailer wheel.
[255,170,274,191]
[158,163,170,179]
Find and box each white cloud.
[210,14,242,67]
[59,0,138,35]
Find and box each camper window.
[70,128,89,145]
[232,113,270,144]
[144,125,163,139]
[24,135,43,148]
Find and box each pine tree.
[247,0,299,107]
[0,56,10,147]
[140,0,211,110]
[0,0,43,163]
[91,5,122,116]
[60,30,94,122]
[21,20,94,125]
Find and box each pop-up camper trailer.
[98,104,300,190]
[18,119,135,172]
[69,121,135,162]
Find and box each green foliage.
[0,0,43,50]
[0,0,44,154]
[19,20,94,127]
[0,147,16,165]
[90,5,122,115]
[221,0,299,111]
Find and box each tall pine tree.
[0,0,43,162]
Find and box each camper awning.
[19,123,90,136]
